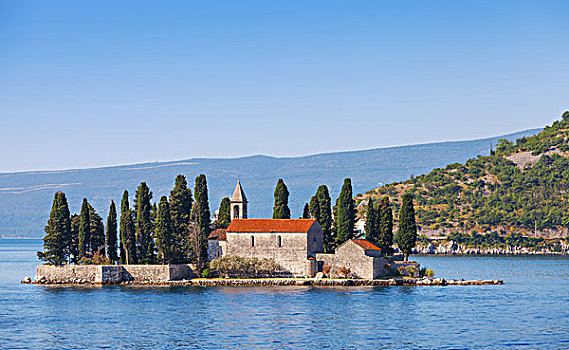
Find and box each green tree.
[70,214,80,264]
[193,174,211,271]
[106,200,118,263]
[396,193,417,261]
[78,198,90,258]
[302,203,310,219]
[169,175,193,237]
[120,190,136,264]
[37,192,72,265]
[378,196,394,254]
[135,182,155,264]
[315,185,333,252]
[89,203,105,256]
[364,198,379,245]
[309,194,320,219]
[272,178,291,219]
[155,196,179,264]
[214,197,231,229]
[334,178,355,246]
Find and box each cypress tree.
[215,197,231,229]
[78,198,90,258]
[378,196,394,254]
[169,174,193,261]
[70,214,80,264]
[151,202,158,224]
[193,174,211,271]
[309,194,320,219]
[135,182,155,264]
[89,203,105,256]
[396,193,417,261]
[58,193,72,262]
[334,178,355,246]
[37,192,71,265]
[272,178,291,219]
[302,203,310,219]
[106,200,118,263]
[315,185,333,253]
[120,190,136,264]
[155,196,179,264]
[364,198,379,245]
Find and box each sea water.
[1,239,568,349]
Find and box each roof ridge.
[227,218,316,233]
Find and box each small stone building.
[225,218,324,277]
[316,239,389,279]
[207,229,227,261]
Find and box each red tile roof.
[226,219,316,233]
[352,239,382,251]
[207,229,227,241]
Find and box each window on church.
[277,236,282,247]
[233,205,240,219]
[251,236,255,247]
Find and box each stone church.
[208,180,389,278]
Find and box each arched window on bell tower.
[230,180,248,220]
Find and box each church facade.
[225,218,323,276]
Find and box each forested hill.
[0,128,538,238]
[357,112,569,239]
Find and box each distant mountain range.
[0,128,540,238]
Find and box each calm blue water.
[1,239,568,349]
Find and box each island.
[27,178,501,287]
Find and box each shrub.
[337,266,351,279]
[420,267,435,277]
[397,264,419,277]
[209,256,280,278]
[78,252,110,265]
[405,265,418,277]
[201,268,210,278]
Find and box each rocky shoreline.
[23,276,503,287]
[414,241,569,255]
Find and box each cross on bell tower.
[230,180,248,220]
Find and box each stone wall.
[306,224,324,257]
[36,265,103,284]
[35,264,197,284]
[207,240,226,261]
[226,232,314,276]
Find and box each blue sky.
[1,1,568,172]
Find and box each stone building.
[316,239,389,279]
[225,218,323,277]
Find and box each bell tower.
[230,180,248,220]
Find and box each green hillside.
[357,112,569,239]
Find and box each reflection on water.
[1,239,568,349]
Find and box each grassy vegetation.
[358,112,569,236]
